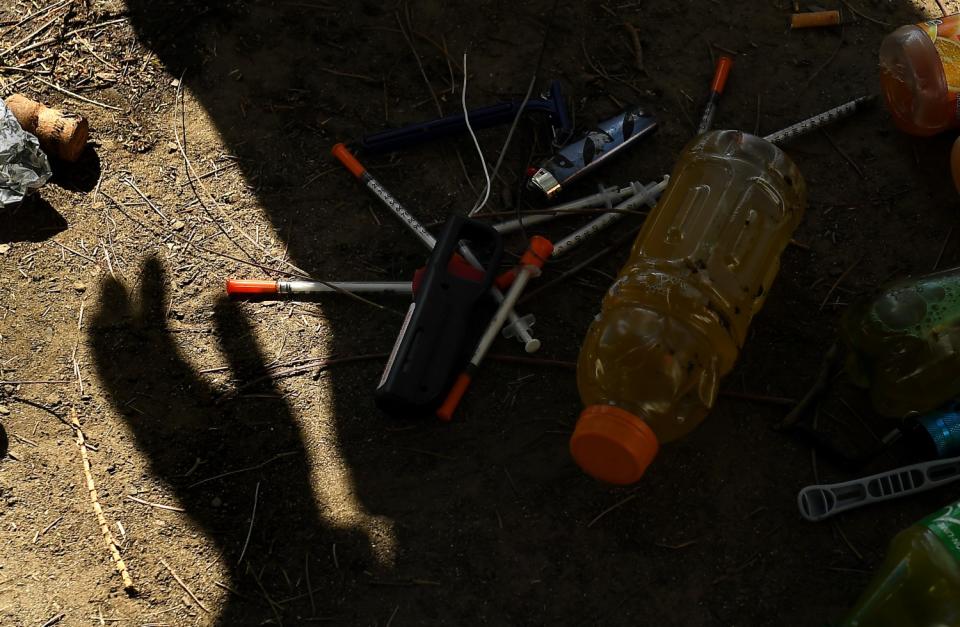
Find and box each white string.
[462,53,491,215]
[469,73,536,217]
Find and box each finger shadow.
[89,257,372,623]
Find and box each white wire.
[469,73,536,217]
[462,53,491,215]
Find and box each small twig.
[101,191,401,316]
[73,408,135,592]
[821,131,864,178]
[587,493,638,528]
[160,558,210,613]
[839,397,882,444]
[34,515,63,542]
[820,256,863,310]
[400,447,458,461]
[126,495,185,513]
[237,481,260,565]
[215,580,244,597]
[623,22,643,72]
[754,95,761,135]
[0,379,70,385]
[833,521,864,561]
[655,538,700,550]
[76,36,119,71]
[50,240,96,263]
[839,0,889,26]
[936,0,949,17]
[777,343,839,430]
[719,390,796,406]
[173,73,259,265]
[0,0,70,37]
[519,224,644,305]
[503,467,520,498]
[804,38,843,89]
[363,25,463,73]
[248,563,284,625]
[386,605,400,627]
[366,578,441,587]
[10,432,39,447]
[8,396,72,428]
[711,43,740,57]
[188,451,298,489]
[316,67,380,83]
[934,225,954,271]
[0,10,67,57]
[305,553,316,616]
[33,76,121,110]
[123,176,168,222]
[396,8,442,118]
[40,613,65,627]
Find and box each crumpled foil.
[0,99,51,207]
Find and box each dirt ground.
[2,0,960,625]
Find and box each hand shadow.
[88,256,374,624]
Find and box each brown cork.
[4,94,89,162]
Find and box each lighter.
[528,106,657,197]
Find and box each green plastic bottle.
[839,498,960,626]
[843,268,960,418]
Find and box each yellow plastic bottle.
[569,130,806,485]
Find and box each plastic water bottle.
[880,14,960,136]
[839,498,960,626]
[569,130,807,484]
[842,268,960,418]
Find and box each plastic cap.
[570,405,659,485]
[711,56,733,95]
[226,279,278,295]
[520,236,554,268]
[331,142,366,178]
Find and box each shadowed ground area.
[3,0,960,625]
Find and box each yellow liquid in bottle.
[571,131,806,484]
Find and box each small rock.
[3,385,15,394]
[211,496,222,507]
[126,485,140,496]
[170,78,180,88]
[167,141,178,153]
[0,405,8,415]
[172,220,186,231]
[0,244,9,255]
[73,281,86,293]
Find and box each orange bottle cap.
[570,405,659,485]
